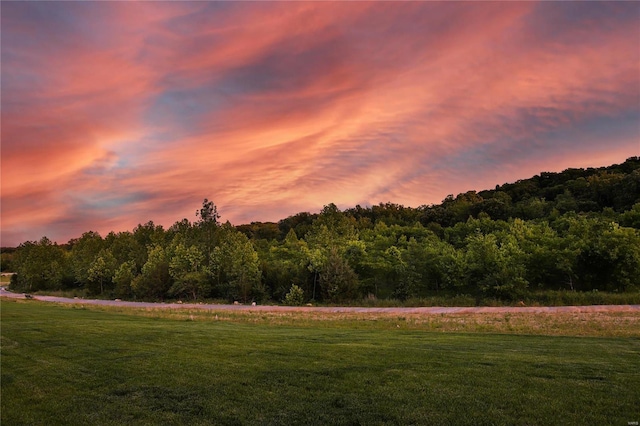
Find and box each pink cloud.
[1,2,638,246]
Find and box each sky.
[1,1,639,247]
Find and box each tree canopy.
[5,157,640,304]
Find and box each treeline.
[4,158,640,304]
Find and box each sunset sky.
[2,1,639,247]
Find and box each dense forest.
[3,157,640,305]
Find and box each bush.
[283,284,305,306]
[524,290,640,306]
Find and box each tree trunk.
[312,273,317,300]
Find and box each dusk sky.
[2,1,639,247]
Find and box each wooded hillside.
[5,157,639,304]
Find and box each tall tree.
[70,231,104,288]
[113,260,137,298]
[168,243,210,300]
[196,198,220,225]
[319,248,359,303]
[213,225,263,302]
[464,232,528,301]
[131,245,173,300]
[87,249,117,295]
[12,237,70,292]
[196,199,221,267]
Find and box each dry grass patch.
[58,301,640,337]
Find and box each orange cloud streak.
[1,2,638,245]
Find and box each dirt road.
[2,287,638,314]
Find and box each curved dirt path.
[2,287,638,314]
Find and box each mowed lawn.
[1,299,638,425]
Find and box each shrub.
[283,284,305,306]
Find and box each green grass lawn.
[1,299,639,425]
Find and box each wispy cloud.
[2,2,638,245]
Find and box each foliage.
[261,229,310,301]
[131,245,172,300]
[10,237,71,292]
[0,248,17,272]
[112,260,136,298]
[283,284,306,306]
[70,231,104,288]
[168,243,210,300]
[87,249,117,295]
[319,248,359,302]
[213,224,263,302]
[464,233,528,300]
[196,198,220,225]
[6,158,640,304]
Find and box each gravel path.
[2,287,639,314]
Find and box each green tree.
[113,260,137,298]
[474,191,512,220]
[305,224,333,300]
[214,225,263,302]
[12,237,70,292]
[87,249,117,295]
[104,231,146,272]
[133,221,167,250]
[283,284,306,306]
[355,222,401,298]
[384,245,414,300]
[464,232,528,301]
[446,191,483,223]
[196,199,221,267]
[1,249,16,273]
[306,204,357,252]
[575,221,640,292]
[261,229,311,301]
[515,197,551,220]
[168,218,200,247]
[426,241,466,293]
[555,190,578,213]
[70,231,104,288]
[319,248,359,302]
[619,203,640,229]
[196,198,220,225]
[169,243,210,300]
[131,245,172,300]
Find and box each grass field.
[2,298,639,425]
